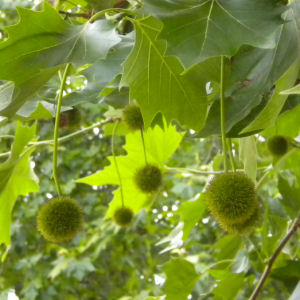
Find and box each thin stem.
[53,63,71,196]
[59,10,92,19]
[227,138,236,172]
[112,121,125,207]
[88,8,137,23]
[256,166,273,191]
[0,151,11,158]
[165,166,224,175]
[140,129,148,165]
[249,214,300,300]
[0,118,119,158]
[220,56,229,172]
[0,135,14,140]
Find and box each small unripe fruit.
[267,135,289,156]
[113,207,134,227]
[37,197,83,243]
[134,164,162,193]
[219,204,260,235]
[123,104,144,131]
[205,172,258,225]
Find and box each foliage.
[0,0,299,299]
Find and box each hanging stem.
[227,138,236,172]
[112,121,125,207]
[140,129,148,165]
[53,63,71,196]
[249,213,300,300]
[220,56,229,172]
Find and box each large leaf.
[198,1,300,137]
[77,124,183,217]
[0,2,121,117]
[278,176,300,219]
[241,59,300,134]
[62,35,134,107]
[178,194,206,241]
[121,16,208,130]
[163,258,199,300]
[0,123,39,246]
[142,0,284,67]
[239,136,257,182]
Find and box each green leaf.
[214,235,242,261]
[77,124,183,217]
[239,136,257,182]
[281,83,300,95]
[178,194,206,241]
[278,176,300,219]
[142,0,284,67]
[64,35,134,106]
[242,59,300,133]
[121,16,207,130]
[163,258,199,300]
[209,270,244,300]
[0,2,121,117]
[263,104,300,138]
[198,1,300,136]
[0,123,39,246]
[289,281,300,300]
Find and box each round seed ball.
[134,164,162,193]
[37,197,83,243]
[205,172,258,225]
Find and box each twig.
[164,166,223,175]
[59,10,92,19]
[0,118,118,158]
[249,213,300,300]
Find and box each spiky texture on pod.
[37,197,83,243]
[218,204,260,235]
[267,135,289,156]
[59,107,82,129]
[205,172,258,226]
[134,164,162,193]
[113,207,134,227]
[123,104,144,131]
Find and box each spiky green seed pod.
[219,204,260,235]
[205,172,258,225]
[123,104,144,131]
[113,207,134,227]
[134,164,162,193]
[37,197,83,243]
[267,135,289,156]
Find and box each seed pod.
[123,104,144,131]
[205,172,258,225]
[113,207,134,227]
[134,164,162,193]
[37,197,83,243]
[267,135,289,156]
[218,204,260,235]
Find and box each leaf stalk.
[53,63,71,196]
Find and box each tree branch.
[249,213,300,300]
[0,118,119,159]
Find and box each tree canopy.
[0,0,300,299]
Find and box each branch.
[249,213,300,300]
[59,10,92,19]
[0,118,119,159]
